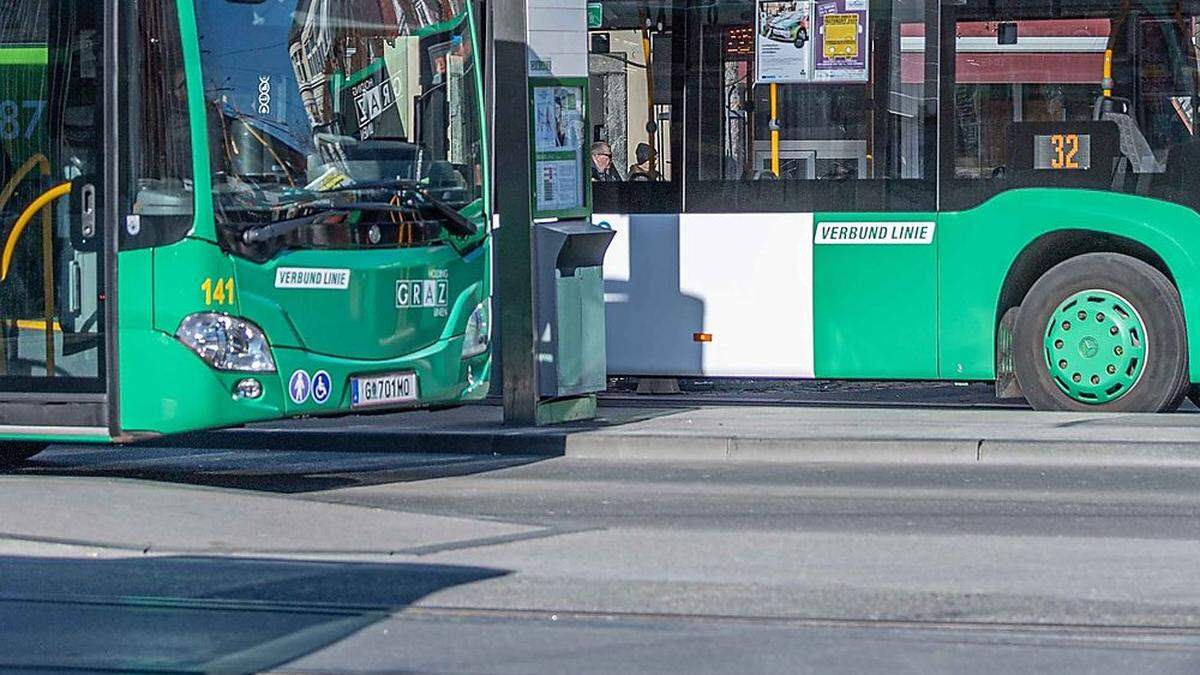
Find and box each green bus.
[0,0,491,463]
[591,0,1200,414]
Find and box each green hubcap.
[1043,289,1146,405]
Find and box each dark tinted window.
[683,0,936,213]
[587,0,678,213]
[946,1,1200,211]
[125,0,194,248]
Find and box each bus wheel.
[0,442,47,469]
[1013,253,1188,413]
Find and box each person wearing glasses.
[590,141,623,181]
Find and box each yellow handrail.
[770,83,780,178]
[1103,48,1114,99]
[0,154,50,216]
[642,22,657,176]
[0,156,63,377]
[2,181,71,281]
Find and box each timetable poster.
[532,84,585,214]
[813,0,869,82]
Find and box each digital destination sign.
[1033,133,1091,171]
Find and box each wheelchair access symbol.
[312,370,332,405]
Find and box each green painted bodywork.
[813,212,939,379]
[937,189,1200,382]
[813,188,1200,385]
[114,0,492,438]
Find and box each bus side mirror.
[69,177,100,253]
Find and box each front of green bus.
[121,0,491,435]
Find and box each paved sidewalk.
[158,403,1200,466]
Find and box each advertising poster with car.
[755,0,813,84]
[813,0,869,82]
[755,0,869,84]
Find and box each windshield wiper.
[237,186,478,244]
[239,201,407,244]
[317,179,479,237]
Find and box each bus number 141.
[201,277,235,306]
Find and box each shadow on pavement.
[0,554,507,672]
[11,446,551,494]
[5,403,699,495]
[159,402,696,455]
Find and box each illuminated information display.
[1034,133,1091,171]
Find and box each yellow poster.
[822,13,859,59]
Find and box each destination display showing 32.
[1033,133,1092,171]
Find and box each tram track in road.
[7,588,1200,638]
[4,590,1200,667]
[0,591,393,618]
[403,605,1200,646]
[0,591,392,674]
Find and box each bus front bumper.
[120,329,490,437]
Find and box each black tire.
[0,442,46,469]
[1013,253,1188,413]
[794,28,808,48]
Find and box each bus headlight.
[462,300,490,359]
[176,313,277,373]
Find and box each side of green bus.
[592,0,1200,413]
[813,189,1199,411]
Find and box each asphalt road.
[2,443,1200,673]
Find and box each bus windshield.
[195,0,482,228]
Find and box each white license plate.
[350,371,418,408]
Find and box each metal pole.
[490,0,539,424]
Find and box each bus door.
[0,0,108,436]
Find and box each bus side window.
[125,0,194,249]
[947,5,1200,212]
[681,0,935,213]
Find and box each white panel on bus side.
[596,213,815,378]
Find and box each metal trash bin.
[534,220,615,398]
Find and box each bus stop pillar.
[491,0,539,425]
[491,0,610,425]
